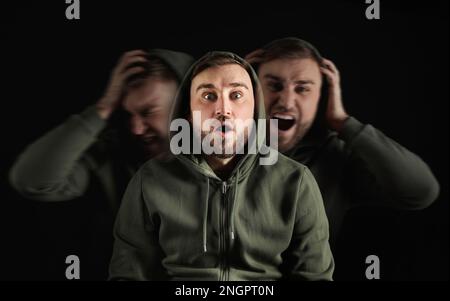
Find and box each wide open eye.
[202,92,218,101]
[230,91,243,101]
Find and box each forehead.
[259,58,321,81]
[123,78,177,111]
[191,64,252,89]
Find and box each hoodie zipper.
[219,181,229,281]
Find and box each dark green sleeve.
[283,167,334,281]
[340,117,440,209]
[109,169,166,281]
[8,106,106,201]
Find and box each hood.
[147,49,195,84]
[167,52,270,253]
[168,51,267,181]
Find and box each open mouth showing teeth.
[272,115,296,131]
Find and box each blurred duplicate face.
[258,58,322,153]
[190,64,255,159]
[122,78,178,159]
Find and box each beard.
[200,129,237,158]
[193,116,255,158]
[212,137,236,159]
[201,123,251,158]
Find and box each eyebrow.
[264,74,315,85]
[196,83,216,92]
[136,96,165,110]
[196,82,249,92]
[229,82,249,89]
[138,103,157,111]
[124,98,159,113]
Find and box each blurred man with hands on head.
[9,48,194,279]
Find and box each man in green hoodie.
[8,49,194,279]
[109,52,334,281]
[245,37,440,251]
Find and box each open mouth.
[272,114,296,131]
[215,124,234,135]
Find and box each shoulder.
[138,154,194,185]
[253,152,312,189]
[140,155,178,174]
[259,151,308,175]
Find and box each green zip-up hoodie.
[109,52,334,281]
[254,38,440,250]
[8,49,195,279]
[9,49,194,213]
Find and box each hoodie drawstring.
[230,168,240,241]
[203,177,210,253]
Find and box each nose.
[277,87,297,110]
[130,115,146,136]
[215,95,232,118]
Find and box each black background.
[0,0,448,280]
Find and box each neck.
[204,155,238,180]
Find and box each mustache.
[201,118,236,133]
[214,121,235,133]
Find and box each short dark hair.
[257,37,323,67]
[191,52,249,80]
[172,51,262,122]
[126,54,178,90]
[254,38,329,136]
